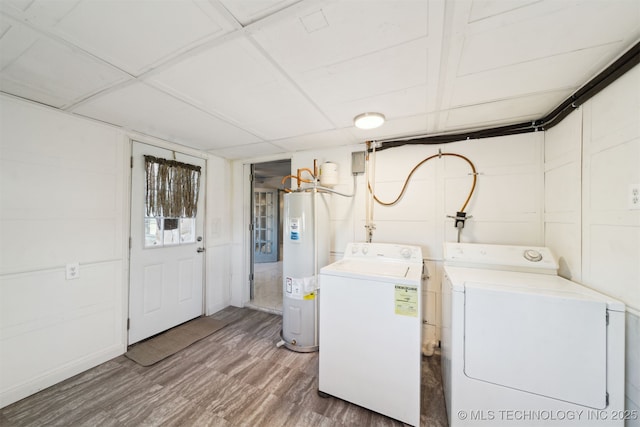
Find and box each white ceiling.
[1,0,638,159]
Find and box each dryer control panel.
[444,242,558,274]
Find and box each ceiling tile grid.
[0,0,638,157]
[0,10,132,109]
[72,82,263,151]
[146,37,335,140]
[437,0,640,131]
[49,0,236,76]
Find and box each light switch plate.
[66,262,80,280]
[630,184,640,210]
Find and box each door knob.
[197,247,206,253]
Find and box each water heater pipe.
[313,182,319,347]
[310,159,320,347]
[364,141,377,242]
[281,168,315,191]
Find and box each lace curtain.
[144,155,201,218]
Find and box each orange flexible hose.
[368,152,477,212]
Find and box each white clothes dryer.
[442,242,625,426]
[319,242,423,426]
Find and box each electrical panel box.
[351,151,366,175]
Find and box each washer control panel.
[444,242,558,274]
[345,242,422,263]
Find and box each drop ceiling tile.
[50,0,236,76]
[468,0,539,23]
[218,0,301,26]
[299,37,428,107]
[270,129,358,153]
[0,0,34,13]
[251,0,429,74]
[0,20,130,108]
[72,82,262,151]
[148,37,334,140]
[450,43,618,107]
[0,16,37,69]
[444,89,574,130]
[208,141,286,159]
[1,0,79,27]
[322,85,429,129]
[459,0,640,76]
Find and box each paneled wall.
[0,96,128,407]
[205,155,233,315]
[0,95,234,408]
[545,64,640,425]
[234,131,544,344]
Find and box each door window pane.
[162,218,180,246]
[145,217,162,247]
[144,217,196,248]
[180,218,196,243]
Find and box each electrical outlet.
[66,262,80,280]
[630,184,640,210]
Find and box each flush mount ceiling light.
[354,112,385,130]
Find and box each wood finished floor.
[0,307,449,427]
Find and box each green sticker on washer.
[395,285,418,317]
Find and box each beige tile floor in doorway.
[247,261,283,314]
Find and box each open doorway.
[248,159,291,314]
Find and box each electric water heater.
[281,191,330,352]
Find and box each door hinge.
[127,318,130,330]
[130,156,134,168]
[249,273,254,282]
[249,223,254,231]
[606,392,609,406]
[606,310,609,325]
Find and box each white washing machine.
[319,242,423,426]
[442,242,625,426]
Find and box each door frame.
[127,140,207,345]
[247,159,290,304]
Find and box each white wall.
[0,95,233,408]
[205,155,233,315]
[0,96,129,407]
[232,132,545,344]
[545,64,640,426]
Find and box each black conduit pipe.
[372,40,640,152]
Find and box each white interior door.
[253,188,278,264]
[129,142,206,344]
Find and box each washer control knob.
[401,247,412,259]
[351,244,359,254]
[523,249,543,262]
[361,245,369,255]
